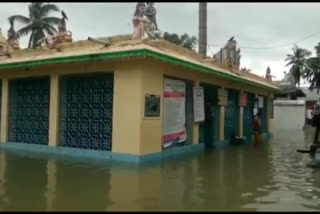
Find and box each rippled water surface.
[0,127,320,211]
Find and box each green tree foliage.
[304,57,320,92]
[9,2,61,48]
[285,45,312,87]
[303,44,320,92]
[162,32,198,51]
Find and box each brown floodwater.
[0,127,319,211]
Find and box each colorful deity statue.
[0,28,9,56]
[213,36,241,70]
[39,10,72,49]
[132,2,147,40]
[144,2,160,40]
[7,19,20,50]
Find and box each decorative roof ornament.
[144,3,160,40]
[265,66,274,82]
[38,10,72,49]
[213,36,241,71]
[0,28,9,56]
[132,2,147,40]
[132,2,160,40]
[7,19,20,50]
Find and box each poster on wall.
[239,92,247,107]
[193,86,205,123]
[162,78,187,148]
[218,89,228,106]
[254,99,258,116]
[258,96,264,108]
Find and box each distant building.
[273,72,306,100]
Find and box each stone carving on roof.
[132,2,146,40]
[0,28,9,57]
[144,3,160,40]
[265,66,272,82]
[38,10,72,49]
[132,2,160,41]
[213,37,241,71]
[7,19,20,50]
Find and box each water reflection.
[0,128,319,211]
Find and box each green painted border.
[0,48,280,92]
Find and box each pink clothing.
[132,16,145,40]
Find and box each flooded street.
[0,127,320,211]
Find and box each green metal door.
[59,73,113,151]
[243,93,255,143]
[8,77,50,145]
[199,84,219,147]
[224,89,239,142]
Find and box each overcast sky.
[1,2,320,85]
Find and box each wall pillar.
[239,107,244,137]
[1,78,9,143]
[268,93,274,134]
[48,74,59,147]
[219,105,225,141]
[112,64,142,155]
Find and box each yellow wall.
[112,61,143,155]
[0,58,275,155]
[139,59,273,154]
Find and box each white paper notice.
[163,78,187,148]
[193,86,205,123]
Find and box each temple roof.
[0,34,279,92]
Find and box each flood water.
[0,127,320,211]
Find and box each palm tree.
[304,44,320,92]
[285,45,312,87]
[9,2,61,48]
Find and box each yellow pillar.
[239,107,244,137]
[112,65,142,155]
[219,106,224,141]
[1,79,9,143]
[268,93,274,134]
[48,74,59,147]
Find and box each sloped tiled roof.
[0,34,279,92]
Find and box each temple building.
[0,3,280,163]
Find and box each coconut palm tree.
[9,2,61,48]
[304,44,320,92]
[285,45,312,87]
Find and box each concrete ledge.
[0,142,205,165]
